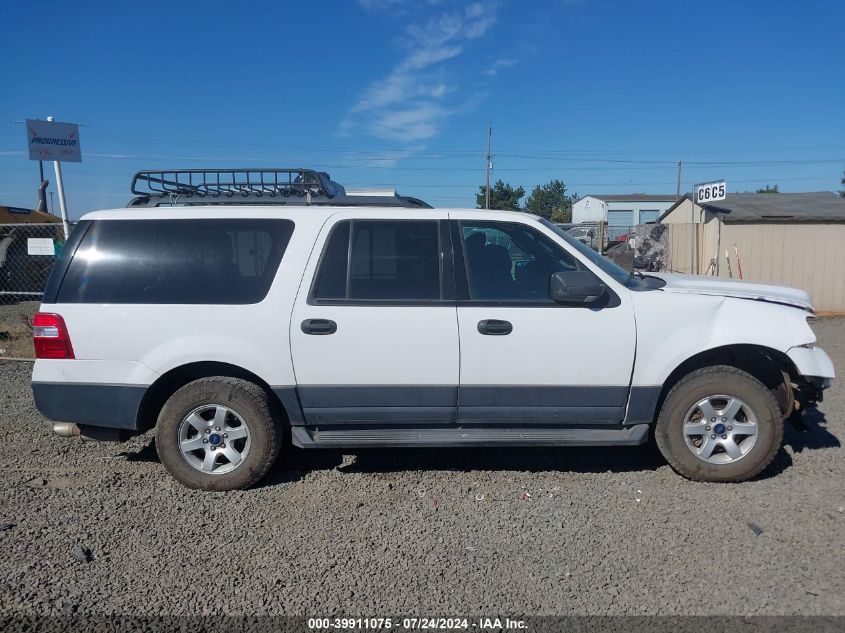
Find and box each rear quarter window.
[55,219,294,304]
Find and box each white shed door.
[606,210,633,226]
[639,210,660,224]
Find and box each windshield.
[538,217,634,286]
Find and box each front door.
[290,213,459,426]
[451,215,636,425]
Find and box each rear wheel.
[156,377,282,491]
[655,366,783,482]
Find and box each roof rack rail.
[127,168,431,209]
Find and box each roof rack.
[131,168,338,199]
[127,168,431,208]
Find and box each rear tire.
[156,377,282,491]
[655,366,783,482]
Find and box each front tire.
[156,377,282,491]
[655,366,783,482]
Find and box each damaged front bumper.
[787,345,835,405]
[787,345,835,382]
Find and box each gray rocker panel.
[291,423,649,448]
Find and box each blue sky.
[1,0,843,218]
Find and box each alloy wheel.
[177,404,252,475]
[682,395,759,465]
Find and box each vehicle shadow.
[257,443,664,489]
[258,448,346,487]
[758,405,840,479]
[785,405,840,452]
[119,436,158,463]
[288,440,666,477]
[119,433,666,481]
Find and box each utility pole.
[676,160,682,198]
[485,123,492,210]
[690,185,696,274]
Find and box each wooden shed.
[656,192,845,314]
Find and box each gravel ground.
[0,319,843,618]
[0,301,38,360]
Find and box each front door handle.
[477,319,512,335]
[301,319,337,335]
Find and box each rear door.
[451,214,636,425]
[290,211,459,426]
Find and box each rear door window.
[57,219,294,304]
[311,220,441,301]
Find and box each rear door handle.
[301,319,337,335]
[477,319,512,335]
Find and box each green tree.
[476,179,525,210]
[755,184,780,193]
[525,179,576,222]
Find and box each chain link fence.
[563,223,638,252]
[0,223,68,359]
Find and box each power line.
[345,175,841,188]
[2,148,841,169]
[75,133,845,156]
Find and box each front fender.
[632,293,817,387]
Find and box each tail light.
[32,313,75,359]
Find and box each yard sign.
[26,119,82,163]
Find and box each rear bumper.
[32,382,146,431]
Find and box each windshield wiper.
[628,270,658,287]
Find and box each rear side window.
[312,220,441,301]
[57,219,294,304]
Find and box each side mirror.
[550,271,607,304]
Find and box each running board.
[291,424,649,449]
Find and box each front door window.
[459,222,581,301]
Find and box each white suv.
[31,171,834,490]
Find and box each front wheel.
[655,366,783,482]
[156,377,282,491]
